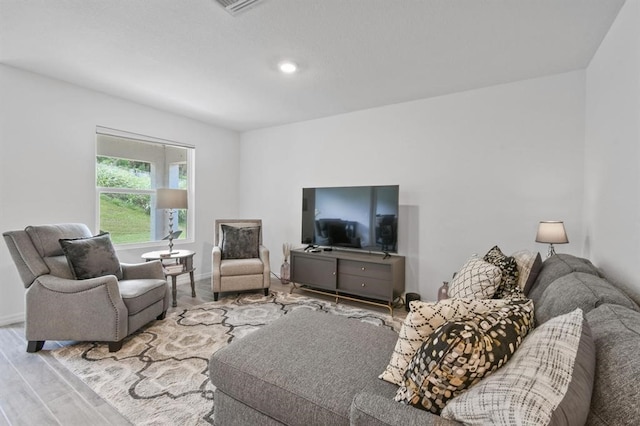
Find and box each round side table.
[141,249,196,307]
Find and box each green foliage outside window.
[97,156,186,244]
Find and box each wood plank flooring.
[0,277,403,425]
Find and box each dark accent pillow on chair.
[59,232,123,280]
[220,225,260,259]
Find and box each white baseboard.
[0,312,25,326]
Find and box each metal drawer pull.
[361,283,366,287]
[361,267,366,271]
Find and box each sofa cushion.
[351,392,460,426]
[585,304,640,425]
[379,298,510,386]
[59,232,123,280]
[119,278,168,315]
[483,245,519,298]
[210,309,400,426]
[448,256,502,299]
[220,258,264,276]
[535,272,639,325]
[220,225,260,260]
[442,308,595,426]
[528,254,601,304]
[395,299,534,414]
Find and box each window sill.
[115,239,194,251]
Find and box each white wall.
[239,71,587,300]
[585,0,640,304]
[0,65,241,324]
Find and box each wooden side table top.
[141,249,195,261]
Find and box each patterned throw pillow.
[483,245,520,299]
[441,309,593,426]
[220,225,260,259]
[511,250,543,296]
[394,299,534,415]
[448,255,502,299]
[379,298,510,386]
[59,232,123,280]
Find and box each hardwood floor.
[0,277,405,425]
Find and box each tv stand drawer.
[338,274,390,300]
[340,260,391,280]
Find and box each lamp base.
[547,243,556,258]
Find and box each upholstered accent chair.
[212,219,270,301]
[3,223,170,353]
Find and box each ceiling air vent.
[215,0,263,16]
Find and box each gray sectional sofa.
[209,254,640,425]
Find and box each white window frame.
[95,126,195,249]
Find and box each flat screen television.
[301,185,399,254]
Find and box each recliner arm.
[212,246,222,266]
[26,274,128,342]
[121,260,165,280]
[212,246,222,293]
[35,274,121,294]
[259,245,270,288]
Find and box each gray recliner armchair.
[3,223,170,353]
[212,219,270,301]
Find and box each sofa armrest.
[212,246,222,266]
[212,246,222,292]
[121,260,165,280]
[350,392,460,426]
[26,274,128,342]
[259,245,270,287]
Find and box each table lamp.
[157,188,188,253]
[535,221,568,258]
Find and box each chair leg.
[157,311,166,320]
[26,340,45,353]
[214,292,219,301]
[108,340,124,352]
[263,288,269,296]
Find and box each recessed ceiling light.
[278,61,298,74]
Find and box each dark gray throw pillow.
[220,225,260,260]
[59,232,123,280]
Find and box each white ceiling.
[0,0,625,132]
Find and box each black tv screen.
[301,185,399,253]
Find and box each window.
[96,128,194,246]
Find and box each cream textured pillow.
[448,255,502,299]
[379,298,509,386]
[441,308,593,426]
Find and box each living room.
[1,0,639,424]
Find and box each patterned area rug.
[51,291,398,425]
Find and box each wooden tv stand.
[290,248,405,314]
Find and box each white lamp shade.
[156,188,188,209]
[535,221,569,244]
